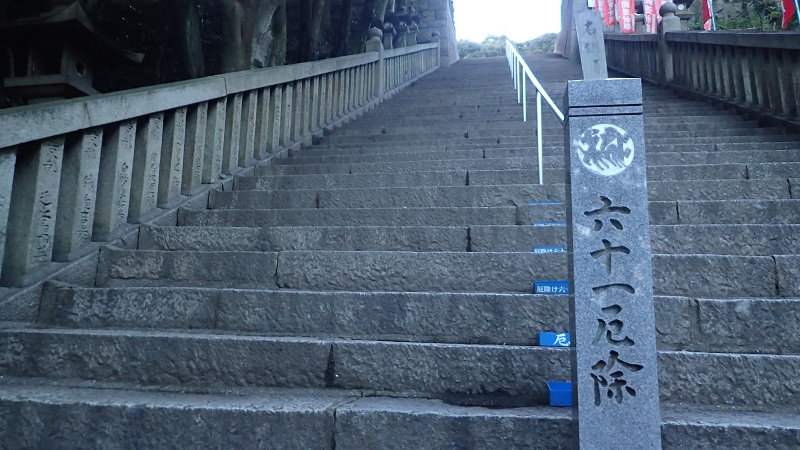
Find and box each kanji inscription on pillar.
[564,78,661,449]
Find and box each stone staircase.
[1,55,799,448]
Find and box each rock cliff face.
[0,0,457,98]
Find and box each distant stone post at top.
[564,78,662,449]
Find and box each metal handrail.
[504,39,565,185]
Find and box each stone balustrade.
[0,41,440,288]
[604,8,800,127]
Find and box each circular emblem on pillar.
[573,124,635,176]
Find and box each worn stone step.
[224,180,787,214]
[235,170,470,191]
[273,149,487,166]
[97,250,567,292]
[256,157,537,176]
[209,185,566,210]
[2,378,797,449]
[336,118,759,136]
[97,247,789,298]
[471,224,800,256]
[669,199,800,225]
[318,128,784,144]
[139,225,469,252]
[1,328,798,411]
[179,206,520,228]
[646,149,800,165]
[39,284,800,355]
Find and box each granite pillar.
[0,149,16,279]
[158,108,186,207]
[222,93,243,175]
[202,98,225,184]
[53,128,102,261]
[128,113,164,223]
[93,120,136,242]
[239,90,258,167]
[270,87,283,151]
[2,138,64,286]
[185,103,208,191]
[564,78,662,450]
[281,84,293,147]
[255,87,272,159]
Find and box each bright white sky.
[453,0,564,42]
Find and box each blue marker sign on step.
[532,246,568,254]
[532,222,567,227]
[533,280,569,295]
[540,332,571,347]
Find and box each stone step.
[0,328,798,410]
[272,149,487,165]
[213,179,790,213]
[209,185,566,210]
[469,224,800,256]
[96,249,567,292]
[239,168,795,195]
[255,157,537,176]
[317,128,784,144]
[96,248,785,298]
[334,119,759,136]
[1,378,797,449]
[38,284,800,355]
[139,225,469,252]
[179,206,522,228]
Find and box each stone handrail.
[0,41,440,288]
[604,18,800,128]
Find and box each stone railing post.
[658,1,681,85]
[564,78,662,449]
[1,138,64,286]
[0,150,16,277]
[365,27,385,99]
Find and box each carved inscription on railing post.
[129,113,164,223]
[2,138,64,286]
[564,78,662,449]
[54,128,103,261]
[0,149,16,279]
[93,120,136,242]
[159,107,187,206]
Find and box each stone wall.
[415,0,459,65]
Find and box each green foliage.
[458,33,558,59]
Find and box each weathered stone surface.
[158,108,187,206]
[651,225,800,255]
[335,399,573,449]
[277,251,567,293]
[332,341,568,400]
[53,129,103,262]
[0,149,15,277]
[776,256,800,297]
[2,138,65,286]
[93,120,136,242]
[139,225,468,252]
[676,199,800,224]
[96,248,278,287]
[236,171,468,191]
[128,113,164,223]
[694,298,800,354]
[0,329,330,388]
[653,255,776,298]
[179,206,519,227]
[659,351,800,410]
[565,78,661,449]
[0,381,338,450]
[273,149,484,165]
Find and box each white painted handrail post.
[504,39,566,185]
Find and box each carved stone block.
[565,78,661,449]
[129,113,164,223]
[159,107,187,206]
[54,128,102,262]
[93,120,136,242]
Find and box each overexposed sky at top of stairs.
[453,0,564,42]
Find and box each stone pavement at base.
[1,55,799,448]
